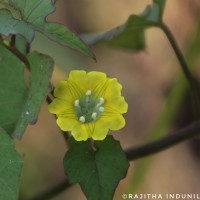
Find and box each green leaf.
[9,0,94,58]
[153,0,166,18]
[81,18,146,51]
[81,3,162,51]
[0,9,34,42]
[40,23,94,59]
[13,52,54,138]
[10,0,55,23]
[0,127,23,200]
[81,15,146,51]
[141,3,160,23]
[0,43,53,138]
[0,43,27,134]
[63,136,129,200]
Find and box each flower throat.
[74,90,104,123]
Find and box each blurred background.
[16,0,200,199]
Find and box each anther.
[91,112,97,120]
[96,97,105,108]
[99,106,104,112]
[86,90,92,96]
[74,99,80,107]
[79,116,86,123]
[99,97,104,104]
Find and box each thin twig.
[46,90,54,104]
[1,39,30,68]
[26,120,200,200]
[126,120,200,160]
[159,22,200,118]
[26,179,71,200]
[160,23,194,84]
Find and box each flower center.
[74,90,105,123]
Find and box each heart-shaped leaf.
[64,136,129,200]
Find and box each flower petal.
[48,99,74,116]
[105,96,128,114]
[68,70,87,91]
[57,117,77,131]
[101,114,126,130]
[86,71,107,92]
[91,123,109,140]
[69,70,107,93]
[91,114,125,140]
[54,81,72,100]
[104,78,122,99]
[71,123,91,141]
[110,115,125,130]
[69,70,87,83]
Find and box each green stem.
[159,23,194,83]
[1,39,30,68]
[126,120,200,160]
[24,179,71,200]
[160,22,200,118]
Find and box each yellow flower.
[48,70,128,141]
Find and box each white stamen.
[91,112,97,120]
[86,90,92,96]
[96,97,105,108]
[99,97,104,104]
[74,99,80,107]
[99,106,104,112]
[79,116,85,123]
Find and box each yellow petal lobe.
[48,70,128,141]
